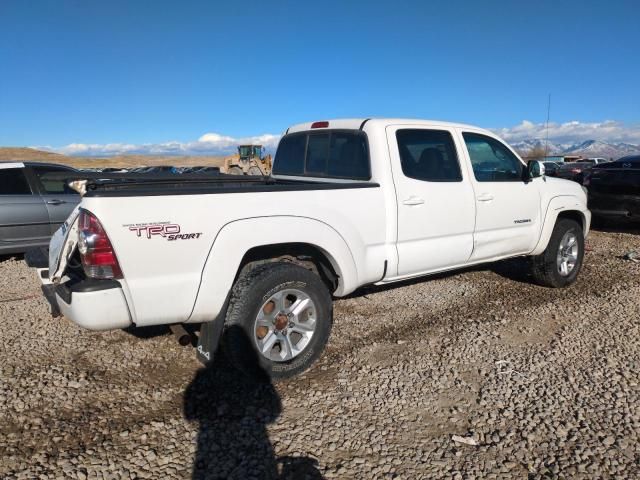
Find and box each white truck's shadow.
[183,326,324,480]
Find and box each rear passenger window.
[396,129,462,182]
[273,130,370,180]
[0,168,32,195]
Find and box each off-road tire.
[227,166,243,175]
[530,218,584,288]
[223,262,333,381]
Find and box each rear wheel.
[248,166,262,176]
[223,262,333,380]
[530,218,584,287]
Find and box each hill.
[0,147,226,168]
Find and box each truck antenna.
[544,93,551,158]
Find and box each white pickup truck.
[31,118,590,379]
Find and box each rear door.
[0,166,51,249]
[386,125,476,277]
[28,165,80,233]
[459,131,541,260]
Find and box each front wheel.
[530,218,584,288]
[223,262,333,380]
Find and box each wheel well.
[557,210,586,232]
[236,243,340,293]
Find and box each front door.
[387,126,476,277]
[459,131,541,261]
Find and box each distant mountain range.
[510,139,640,159]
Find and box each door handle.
[476,193,494,202]
[46,199,66,205]
[402,196,425,206]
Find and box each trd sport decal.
[124,222,203,241]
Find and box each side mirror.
[526,160,545,180]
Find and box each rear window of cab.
[273,130,371,180]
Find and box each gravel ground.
[1,228,639,479]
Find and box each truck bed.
[45,170,388,327]
[44,171,379,197]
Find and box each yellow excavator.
[222,145,272,176]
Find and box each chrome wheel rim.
[254,289,317,362]
[557,231,579,277]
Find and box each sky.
[0,0,639,156]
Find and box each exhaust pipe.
[170,324,193,347]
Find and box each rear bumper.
[55,280,132,330]
[27,248,133,331]
[37,275,133,330]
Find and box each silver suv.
[0,162,79,255]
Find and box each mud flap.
[196,316,225,365]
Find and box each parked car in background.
[555,161,593,183]
[0,162,79,254]
[579,157,609,165]
[585,154,640,223]
[543,161,560,177]
[184,166,221,175]
[542,155,581,164]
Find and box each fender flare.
[187,215,358,323]
[530,195,590,256]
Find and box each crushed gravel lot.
[1,227,639,479]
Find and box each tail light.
[77,210,123,279]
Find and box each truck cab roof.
[285,118,484,134]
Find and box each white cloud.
[37,132,281,157]
[493,120,640,144]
